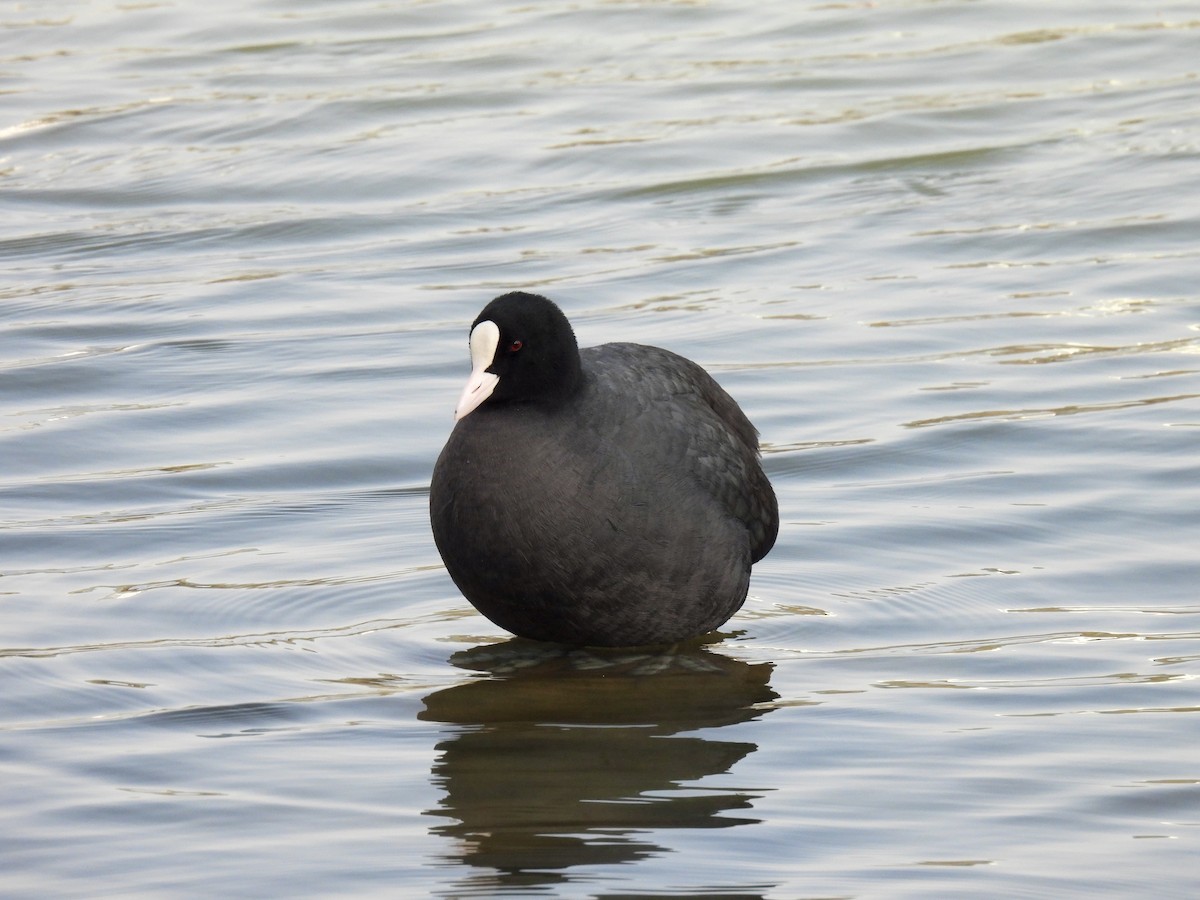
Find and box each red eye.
[508,340,523,353]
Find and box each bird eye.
[508,340,523,353]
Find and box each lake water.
[2,1,1198,896]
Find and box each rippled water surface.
[3,1,1199,896]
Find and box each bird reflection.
[419,637,777,893]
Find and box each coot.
[429,292,778,647]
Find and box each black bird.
[429,292,778,647]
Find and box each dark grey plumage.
[429,292,778,647]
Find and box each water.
[3,1,1199,896]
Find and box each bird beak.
[454,320,500,420]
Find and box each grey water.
[2,1,1199,897]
